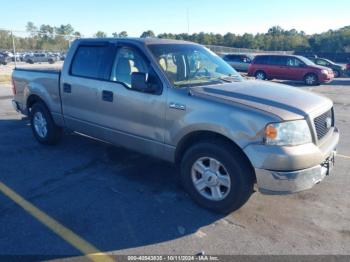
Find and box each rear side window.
[70,45,114,80]
[269,56,287,66]
[253,56,269,64]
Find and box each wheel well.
[175,131,255,180]
[26,95,45,113]
[255,70,266,76]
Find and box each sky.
[1,0,349,37]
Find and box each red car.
[248,55,334,86]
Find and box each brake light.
[11,78,16,95]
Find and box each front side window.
[110,47,148,87]
[71,46,114,80]
[148,44,242,87]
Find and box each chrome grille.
[314,109,333,140]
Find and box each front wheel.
[180,141,254,214]
[30,102,62,145]
[304,73,319,86]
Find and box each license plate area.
[321,151,336,176]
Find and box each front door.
[92,45,167,155]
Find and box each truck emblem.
[325,117,332,129]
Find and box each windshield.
[297,56,315,66]
[148,44,243,87]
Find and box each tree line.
[0,22,349,54]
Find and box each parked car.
[12,38,339,213]
[345,63,350,77]
[25,53,56,64]
[248,54,334,86]
[309,57,345,78]
[222,54,254,72]
[0,53,12,65]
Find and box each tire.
[255,70,266,80]
[304,73,319,86]
[180,141,254,214]
[333,70,341,78]
[30,102,62,145]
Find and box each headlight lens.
[264,120,312,146]
[321,69,329,75]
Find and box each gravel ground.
[0,77,349,258]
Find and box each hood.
[190,80,333,120]
[309,64,331,71]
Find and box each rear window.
[70,45,114,80]
[253,56,269,64]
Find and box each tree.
[140,30,155,38]
[26,22,38,36]
[119,31,128,37]
[39,24,54,39]
[112,31,128,38]
[95,31,107,38]
[55,24,74,36]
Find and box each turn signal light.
[265,124,278,139]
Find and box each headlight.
[264,120,312,146]
[321,69,329,75]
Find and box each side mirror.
[131,72,159,94]
[131,72,149,92]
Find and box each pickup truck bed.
[12,68,63,125]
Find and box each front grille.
[314,109,333,140]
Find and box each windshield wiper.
[217,75,241,83]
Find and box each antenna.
[187,8,190,34]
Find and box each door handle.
[63,83,72,93]
[102,90,113,102]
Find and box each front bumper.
[319,73,334,83]
[255,150,336,194]
[244,128,339,194]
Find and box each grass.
[0,75,11,83]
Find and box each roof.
[76,37,195,45]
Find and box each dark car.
[248,54,334,86]
[309,57,345,78]
[0,53,12,65]
[222,54,254,72]
[345,63,350,77]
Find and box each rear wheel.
[304,73,318,86]
[180,141,254,214]
[255,70,266,80]
[30,102,62,145]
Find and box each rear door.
[284,57,306,80]
[60,42,115,138]
[267,56,288,79]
